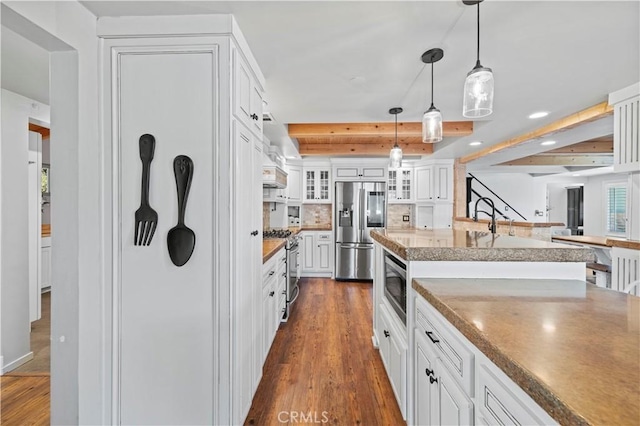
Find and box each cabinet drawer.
[478,364,554,426]
[415,296,474,395]
[263,258,277,285]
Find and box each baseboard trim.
[3,352,34,373]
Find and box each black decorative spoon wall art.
[168,155,196,266]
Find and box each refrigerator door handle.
[360,187,366,234]
[340,243,373,250]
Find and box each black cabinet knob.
[269,271,275,276]
[383,330,390,338]
[425,368,434,377]
[269,291,275,297]
[429,376,438,384]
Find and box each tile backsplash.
[387,204,414,229]
[302,204,332,227]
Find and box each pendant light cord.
[476,2,481,67]
[394,113,398,148]
[430,62,435,109]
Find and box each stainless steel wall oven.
[384,252,407,324]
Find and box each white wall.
[470,172,547,221]
[583,173,628,237]
[0,89,49,372]
[2,2,99,424]
[1,26,49,105]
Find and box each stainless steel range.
[263,229,300,321]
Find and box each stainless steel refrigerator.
[335,181,386,280]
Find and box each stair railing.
[467,173,527,221]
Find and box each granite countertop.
[262,239,286,264]
[412,278,640,426]
[552,235,640,251]
[455,217,565,228]
[370,228,594,262]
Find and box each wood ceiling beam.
[29,123,50,138]
[298,142,434,156]
[499,154,613,166]
[289,121,473,138]
[545,138,613,154]
[459,101,614,164]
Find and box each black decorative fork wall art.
[134,134,159,246]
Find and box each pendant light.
[389,107,403,169]
[421,48,444,143]
[463,0,494,118]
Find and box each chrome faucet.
[473,197,497,234]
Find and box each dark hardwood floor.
[245,278,405,425]
[0,374,50,426]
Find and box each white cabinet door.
[437,358,474,426]
[303,168,331,203]
[335,166,385,180]
[415,166,434,202]
[316,232,331,271]
[415,330,439,426]
[434,165,452,202]
[378,303,407,419]
[389,168,413,203]
[302,232,316,271]
[233,47,264,138]
[286,165,302,203]
[116,46,216,425]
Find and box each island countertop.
[412,278,640,426]
[370,228,594,262]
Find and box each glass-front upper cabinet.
[303,167,331,203]
[388,168,413,203]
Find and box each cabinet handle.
[269,291,275,297]
[425,368,434,377]
[426,331,440,344]
[282,290,287,295]
[282,272,286,277]
[429,376,438,385]
[269,271,275,276]
[383,330,390,338]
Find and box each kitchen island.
[412,278,640,426]
[369,228,597,424]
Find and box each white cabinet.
[41,237,52,290]
[300,231,332,276]
[388,168,414,203]
[334,165,386,181]
[303,167,331,203]
[609,83,640,173]
[415,163,452,203]
[413,294,557,426]
[233,48,264,137]
[378,302,407,418]
[286,164,302,203]
[262,252,278,364]
[99,17,265,425]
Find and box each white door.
[28,131,42,322]
[118,48,215,424]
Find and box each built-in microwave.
[384,253,407,324]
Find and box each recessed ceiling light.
[529,111,549,119]
[469,141,483,146]
[572,174,581,177]
[540,140,556,146]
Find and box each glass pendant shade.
[422,107,443,143]
[463,65,494,118]
[389,145,402,169]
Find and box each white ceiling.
[19,1,640,170]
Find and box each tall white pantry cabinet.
[99,16,264,425]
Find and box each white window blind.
[606,184,627,234]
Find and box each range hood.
[263,154,287,188]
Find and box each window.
[605,183,627,235]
